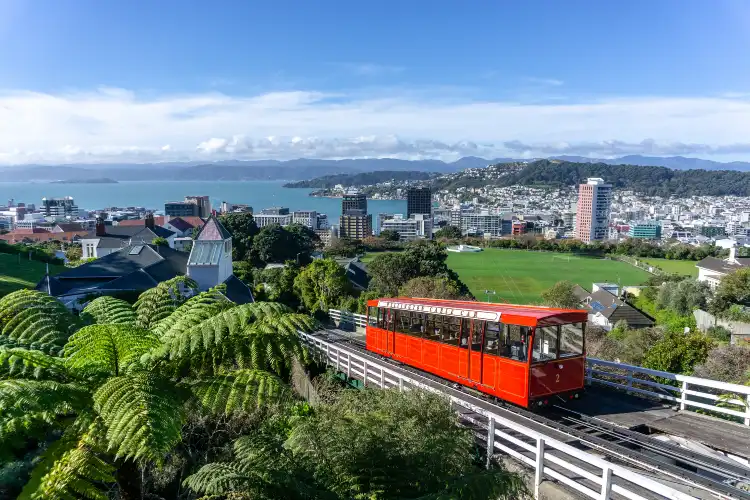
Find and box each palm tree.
[0,276,318,499]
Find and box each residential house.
[572,284,654,331]
[52,222,85,233]
[334,257,371,291]
[37,215,252,309]
[80,215,177,259]
[696,247,750,290]
[0,228,88,244]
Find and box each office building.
[453,211,510,237]
[406,187,432,219]
[380,214,431,241]
[316,214,329,230]
[184,196,212,218]
[627,222,662,240]
[42,197,79,218]
[376,213,394,236]
[339,213,372,239]
[221,201,252,213]
[575,178,612,243]
[165,201,200,218]
[342,191,367,213]
[292,210,319,229]
[698,225,726,238]
[261,207,290,216]
[254,213,293,228]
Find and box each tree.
[399,276,466,300]
[368,252,417,296]
[0,281,318,499]
[379,229,401,242]
[642,330,715,374]
[711,268,750,316]
[294,258,352,313]
[540,281,580,309]
[64,245,82,262]
[693,345,750,384]
[324,238,364,258]
[218,212,259,261]
[656,278,711,316]
[251,224,316,265]
[185,389,526,500]
[435,225,463,240]
[151,236,169,247]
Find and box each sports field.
[637,258,698,276]
[446,249,651,304]
[0,253,64,297]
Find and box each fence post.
[380,367,385,388]
[335,349,340,371]
[485,418,495,468]
[347,354,351,378]
[363,360,368,387]
[626,370,634,394]
[599,467,613,499]
[680,381,688,411]
[535,438,545,499]
[399,376,404,392]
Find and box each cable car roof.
[368,297,588,327]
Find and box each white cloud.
[1,87,750,164]
[525,77,564,86]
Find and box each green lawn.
[446,249,651,305]
[0,253,65,297]
[636,258,698,276]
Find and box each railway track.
[317,329,750,499]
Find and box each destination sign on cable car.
[378,300,500,322]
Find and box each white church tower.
[187,216,233,290]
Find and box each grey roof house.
[81,214,177,259]
[572,284,654,331]
[37,216,252,310]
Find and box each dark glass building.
[406,187,432,219]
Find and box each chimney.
[145,212,155,230]
[95,217,106,236]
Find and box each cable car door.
[386,309,395,354]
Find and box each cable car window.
[442,316,461,345]
[506,324,529,361]
[409,312,426,337]
[368,306,378,327]
[377,308,389,329]
[425,314,442,341]
[395,310,414,335]
[560,323,584,357]
[459,318,471,349]
[533,326,559,362]
[483,321,502,356]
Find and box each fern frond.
[93,372,185,462]
[0,346,67,380]
[80,296,136,325]
[186,369,291,415]
[0,290,78,349]
[150,286,234,339]
[64,324,160,377]
[134,276,198,330]
[31,418,115,500]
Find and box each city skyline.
[0,1,749,164]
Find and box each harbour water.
[0,180,407,228]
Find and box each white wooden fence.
[299,331,697,500]
[328,309,750,426]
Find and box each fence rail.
[300,331,697,500]
[328,309,750,425]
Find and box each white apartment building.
[381,214,431,241]
[253,213,292,228]
[292,210,318,229]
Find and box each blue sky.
[0,0,749,164]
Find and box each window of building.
[560,323,584,358]
[533,326,560,362]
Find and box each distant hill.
[2,154,750,182]
[434,159,750,197]
[284,170,435,189]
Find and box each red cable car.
[365,297,588,408]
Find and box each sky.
[1,0,750,165]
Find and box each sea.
[0,180,407,231]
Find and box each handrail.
[299,331,697,500]
[327,308,750,426]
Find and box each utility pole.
[484,289,496,303]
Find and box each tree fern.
[150,285,234,339]
[186,369,291,416]
[134,276,198,329]
[80,296,136,325]
[148,302,315,376]
[64,324,160,378]
[0,290,78,349]
[0,346,67,380]
[29,419,115,500]
[93,372,186,463]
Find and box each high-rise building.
[406,187,432,219]
[380,214,431,241]
[342,191,367,214]
[165,201,200,217]
[184,196,212,218]
[339,213,372,239]
[575,178,612,243]
[292,210,319,229]
[42,197,79,218]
